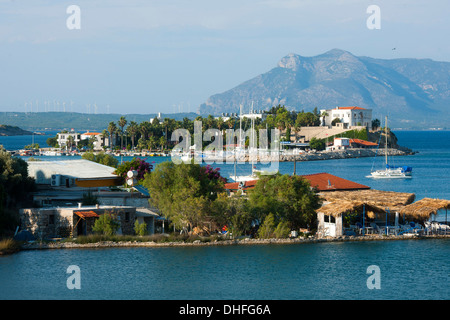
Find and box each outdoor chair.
[370,222,382,235]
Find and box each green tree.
[309,137,325,151]
[273,220,290,238]
[258,213,275,239]
[82,151,118,168]
[126,121,139,150]
[142,162,225,231]
[118,116,128,150]
[107,121,117,149]
[46,136,58,148]
[134,220,148,236]
[248,174,321,230]
[0,146,35,235]
[92,212,121,236]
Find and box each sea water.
[0,131,449,300]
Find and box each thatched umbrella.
[318,200,385,217]
[399,198,450,221]
[320,189,415,212]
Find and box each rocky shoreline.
[20,234,449,251]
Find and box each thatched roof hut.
[320,189,416,212]
[318,200,385,218]
[399,198,450,220]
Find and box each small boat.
[368,116,412,179]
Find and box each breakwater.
[279,148,413,162]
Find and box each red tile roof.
[224,180,258,191]
[82,132,101,136]
[301,173,370,192]
[224,173,370,192]
[349,139,378,147]
[335,106,366,110]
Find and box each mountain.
[199,49,450,128]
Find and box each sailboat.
[368,116,412,179]
[230,103,260,182]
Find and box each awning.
[74,211,99,218]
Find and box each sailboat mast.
[385,116,388,167]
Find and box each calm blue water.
[0,130,449,300]
[0,239,448,300]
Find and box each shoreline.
[18,234,449,251]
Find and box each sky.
[0,0,448,115]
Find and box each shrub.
[273,220,290,239]
[258,213,275,239]
[92,212,121,236]
[134,220,148,236]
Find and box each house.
[80,131,107,150]
[19,205,160,239]
[57,131,81,148]
[300,172,370,192]
[326,137,350,151]
[320,106,372,129]
[224,173,370,195]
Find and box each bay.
[0,239,448,300]
[0,130,449,300]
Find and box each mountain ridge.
[199,49,449,128]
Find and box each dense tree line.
[0,146,35,236]
[142,161,322,238]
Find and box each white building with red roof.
[320,106,372,129]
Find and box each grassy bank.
[0,238,21,255]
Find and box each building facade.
[320,106,372,129]
[19,205,159,239]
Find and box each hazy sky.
[0,0,448,115]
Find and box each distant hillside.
[200,49,450,129]
[0,125,32,136]
[0,112,199,131]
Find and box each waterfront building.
[80,131,108,150]
[19,205,160,239]
[27,159,121,188]
[326,137,350,151]
[317,189,416,237]
[57,131,81,148]
[320,106,372,129]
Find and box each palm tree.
[101,129,109,149]
[118,116,127,150]
[126,121,139,150]
[107,121,117,149]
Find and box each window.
[125,212,130,222]
[48,214,55,225]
